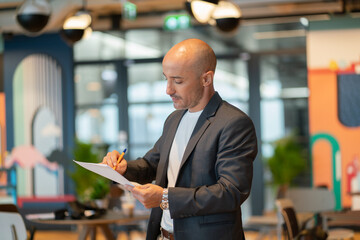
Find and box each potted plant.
[70,139,110,206]
[265,134,307,199]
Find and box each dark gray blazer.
[124,92,258,240]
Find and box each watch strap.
[160,188,169,210]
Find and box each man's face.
[162,56,204,112]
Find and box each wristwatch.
[160,188,169,210]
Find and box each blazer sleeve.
[168,113,258,219]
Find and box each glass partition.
[75,64,119,145]
[127,62,173,159]
[215,59,249,113]
[260,53,308,212]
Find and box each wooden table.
[321,210,360,230]
[26,210,149,240]
[245,214,279,240]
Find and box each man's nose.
[166,82,175,95]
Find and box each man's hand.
[125,184,163,209]
[102,150,127,175]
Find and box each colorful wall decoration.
[3,33,75,200]
[5,54,64,197]
[308,26,360,209]
[0,92,5,166]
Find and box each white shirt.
[160,110,202,232]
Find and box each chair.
[276,198,354,240]
[285,187,335,213]
[0,204,36,240]
[0,212,27,240]
[275,198,312,240]
[285,187,356,239]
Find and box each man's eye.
[175,81,182,84]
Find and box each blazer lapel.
[179,92,223,169]
[180,117,210,169]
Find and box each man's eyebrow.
[163,73,183,79]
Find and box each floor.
[31,229,360,240]
[31,230,145,240]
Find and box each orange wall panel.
[309,69,360,208]
[312,140,333,189]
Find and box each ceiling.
[0,0,355,35]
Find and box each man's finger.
[124,185,134,191]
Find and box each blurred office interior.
[0,0,360,239]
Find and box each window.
[74,64,119,146]
[260,53,309,211]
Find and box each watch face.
[160,202,169,210]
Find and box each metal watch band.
[160,188,169,210]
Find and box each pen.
[113,148,127,170]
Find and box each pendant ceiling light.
[61,0,92,44]
[185,0,219,24]
[210,1,242,33]
[16,0,51,33]
[185,0,241,33]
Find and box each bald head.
[162,39,217,112]
[164,39,217,76]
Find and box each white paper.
[73,160,135,187]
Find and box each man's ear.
[202,71,214,87]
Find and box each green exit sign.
[164,14,191,31]
[124,2,137,20]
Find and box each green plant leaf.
[70,139,110,202]
[266,135,307,186]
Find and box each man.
[102,38,257,240]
